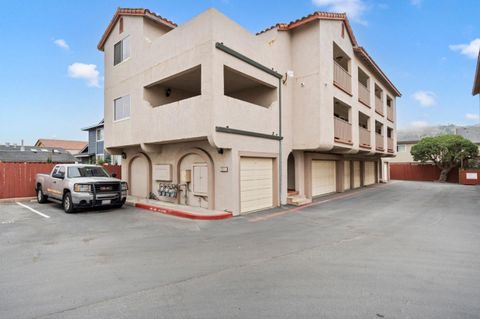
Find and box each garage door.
[312,160,336,196]
[240,157,273,213]
[353,161,361,188]
[364,161,376,185]
[130,156,149,198]
[344,161,351,190]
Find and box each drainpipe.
[278,78,282,206]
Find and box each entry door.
[353,161,361,188]
[312,160,336,196]
[364,161,376,185]
[130,156,149,198]
[240,157,274,213]
[344,161,351,190]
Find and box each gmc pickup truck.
[36,164,128,213]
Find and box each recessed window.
[144,65,201,107]
[114,95,130,121]
[397,144,406,152]
[223,66,277,108]
[114,36,130,66]
[96,128,104,141]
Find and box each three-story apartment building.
[98,8,401,215]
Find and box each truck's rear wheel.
[63,192,75,214]
[37,187,48,203]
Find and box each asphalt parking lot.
[1,181,480,319]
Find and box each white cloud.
[410,120,429,128]
[449,38,480,59]
[412,90,436,107]
[67,63,100,87]
[53,39,70,50]
[410,0,422,7]
[465,113,480,121]
[312,0,367,24]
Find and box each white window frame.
[397,144,407,152]
[114,36,130,66]
[96,128,104,142]
[113,95,131,122]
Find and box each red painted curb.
[134,203,233,220]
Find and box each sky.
[0,0,479,145]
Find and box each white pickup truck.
[35,164,128,213]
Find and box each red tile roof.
[257,11,401,97]
[35,139,87,151]
[97,8,177,51]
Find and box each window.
[397,144,406,152]
[114,36,130,65]
[96,128,104,141]
[114,95,130,121]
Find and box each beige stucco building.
[98,8,401,215]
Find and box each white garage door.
[130,156,149,198]
[240,157,273,213]
[312,160,336,196]
[353,161,361,188]
[344,161,351,190]
[364,161,376,185]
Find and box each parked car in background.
[35,164,128,213]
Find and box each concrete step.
[287,196,312,206]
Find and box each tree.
[411,134,478,182]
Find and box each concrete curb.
[134,203,233,220]
[0,197,36,203]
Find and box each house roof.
[35,139,87,151]
[82,119,104,131]
[256,11,401,97]
[473,51,480,95]
[97,8,177,51]
[0,145,76,163]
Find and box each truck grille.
[94,183,120,193]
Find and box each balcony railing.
[358,83,370,107]
[387,106,394,121]
[334,117,352,144]
[359,127,371,147]
[387,137,394,152]
[334,61,352,95]
[375,96,384,115]
[376,133,384,150]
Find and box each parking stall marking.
[16,202,50,219]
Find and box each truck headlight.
[121,182,128,191]
[74,184,92,192]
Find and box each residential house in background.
[0,143,76,163]
[34,139,87,155]
[75,119,122,164]
[473,51,480,96]
[98,8,400,215]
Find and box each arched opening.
[128,152,152,198]
[287,152,296,193]
[175,148,215,210]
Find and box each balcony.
[375,133,384,151]
[359,127,371,148]
[334,117,352,144]
[375,96,384,115]
[358,83,370,107]
[387,106,394,122]
[387,137,394,152]
[334,61,352,95]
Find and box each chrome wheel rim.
[64,196,70,210]
[37,190,42,201]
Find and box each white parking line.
[16,202,50,219]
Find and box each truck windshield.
[68,166,110,178]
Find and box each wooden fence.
[0,163,122,199]
[390,163,459,183]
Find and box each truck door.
[50,166,65,199]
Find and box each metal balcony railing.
[358,82,370,107]
[334,61,352,94]
[375,96,384,115]
[359,127,371,147]
[334,117,352,143]
[376,133,384,150]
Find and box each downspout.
[278,78,282,207]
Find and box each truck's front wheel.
[63,192,75,214]
[37,187,48,203]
